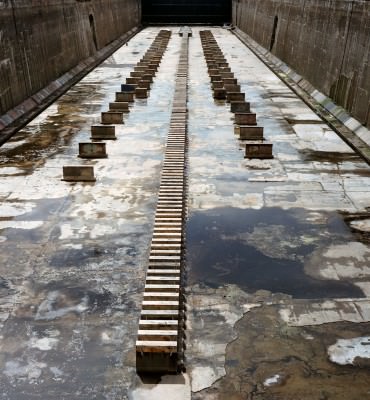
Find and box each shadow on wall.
[232,0,370,128]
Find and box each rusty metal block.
[116,92,134,102]
[238,126,264,140]
[230,101,251,113]
[62,166,96,182]
[235,113,257,125]
[121,84,135,93]
[213,88,227,100]
[91,125,116,140]
[245,142,273,159]
[227,92,245,102]
[136,87,148,98]
[101,111,123,124]
[78,142,107,159]
[109,102,129,112]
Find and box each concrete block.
[91,125,116,140]
[62,166,96,182]
[109,102,129,112]
[101,111,123,124]
[78,142,107,159]
[245,142,273,159]
[231,101,251,113]
[116,92,134,102]
[235,113,257,125]
[238,126,264,140]
[227,92,245,102]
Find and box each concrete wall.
[232,0,370,128]
[0,0,140,117]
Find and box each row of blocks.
[200,30,273,160]
[62,31,172,182]
[136,35,190,374]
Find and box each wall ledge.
[0,26,141,146]
[233,27,370,165]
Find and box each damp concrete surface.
[0,27,370,399]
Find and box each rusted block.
[62,166,96,182]
[208,68,219,75]
[126,77,140,85]
[235,113,257,125]
[220,72,234,79]
[212,81,224,89]
[227,92,245,102]
[91,125,116,140]
[142,74,154,83]
[116,92,134,102]
[225,84,241,92]
[223,77,238,85]
[245,142,273,159]
[213,88,227,100]
[219,67,231,73]
[135,87,148,98]
[139,80,151,90]
[78,142,107,159]
[238,126,264,140]
[109,102,129,112]
[210,74,222,82]
[231,101,251,113]
[136,350,179,373]
[130,71,143,78]
[101,111,123,124]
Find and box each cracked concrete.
[0,27,370,399]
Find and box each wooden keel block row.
[136,34,189,374]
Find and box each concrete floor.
[0,27,370,399]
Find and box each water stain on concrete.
[193,304,370,400]
[187,207,364,298]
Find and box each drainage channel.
[136,32,190,374]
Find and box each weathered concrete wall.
[0,0,140,117]
[232,0,370,128]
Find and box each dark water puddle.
[300,149,362,163]
[187,207,364,299]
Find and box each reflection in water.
[187,207,364,299]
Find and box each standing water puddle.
[187,207,364,298]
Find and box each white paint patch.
[4,359,47,383]
[131,374,191,400]
[0,221,43,230]
[35,291,89,320]
[0,236,7,242]
[264,374,280,387]
[0,202,36,217]
[30,337,59,351]
[350,219,370,232]
[191,366,224,392]
[328,337,370,365]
